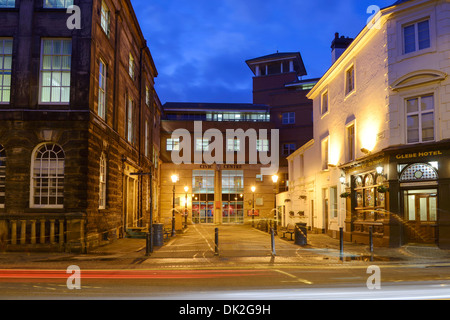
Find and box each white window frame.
[98,59,107,120]
[39,38,72,104]
[43,0,73,8]
[30,143,65,209]
[227,139,240,152]
[0,38,13,104]
[346,121,356,162]
[256,139,269,152]
[403,19,431,55]
[126,97,134,144]
[321,90,329,116]
[196,138,210,152]
[99,153,107,209]
[166,138,180,151]
[128,53,135,80]
[406,94,435,144]
[100,1,110,36]
[345,65,355,96]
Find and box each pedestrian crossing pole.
[214,228,219,256]
[271,228,276,256]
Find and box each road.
[1,224,450,302]
[0,263,450,300]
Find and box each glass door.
[222,194,244,224]
[403,189,438,244]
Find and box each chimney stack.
[331,32,353,64]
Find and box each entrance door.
[403,189,438,244]
[124,174,138,229]
[192,193,214,224]
[222,194,244,224]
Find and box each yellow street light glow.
[272,175,279,183]
[184,186,189,192]
[171,174,179,183]
[251,186,256,193]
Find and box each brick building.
[159,53,318,229]
[0,0,161,252]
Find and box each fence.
[0,213,86,253]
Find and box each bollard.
[340,227,344,260]
[369,226,374,253]
[214,228,219,256]
[271,228,276,256]
[145,232,150,256]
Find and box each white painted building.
[279,0,450,248]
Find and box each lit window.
[282,112,295,125]
[0,0,15,8]
[345,65,355,95]
[43,0,73,8]
[99,153,107,209]
[406,95,434,144]
[0,38,12,104]
[40,39,72,104]
[166,138,180,151]
[403,19,430,54]
[128,54,134,79]
[100,1,110,36]
[196,139,209,151]
[227,139,240,152]
[0,145,5,208]
[98,59,107,120]
[126,97,134,143]
[31,143,65,208]
[256,139,269,152]
[146,86,150,106]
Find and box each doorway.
[403,189,438,244]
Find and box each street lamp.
[271,175,279,235]
[184,186,189,228]
[251,186,256,228]
[171,174,179,236]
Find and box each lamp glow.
[272,175,279,183]
[171,174,179,183]
[251,186,256,193]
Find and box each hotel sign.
[395,150,443,160]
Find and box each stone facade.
[0,0,161,252]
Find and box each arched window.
[31,143,65,208]
[399,163,438,182]
[99,153,107,209]
[0,145,5,208]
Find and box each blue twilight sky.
[131,0,396,105]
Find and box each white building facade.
[279,0,450,248]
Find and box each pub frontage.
[341,140,450,248]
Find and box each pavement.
[1,224,450,269]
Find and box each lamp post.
[171,174,179,236]
[272,174,279,235]
[184,186,189,228]
[251,186,256,228]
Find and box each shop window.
[353,171,387,223]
